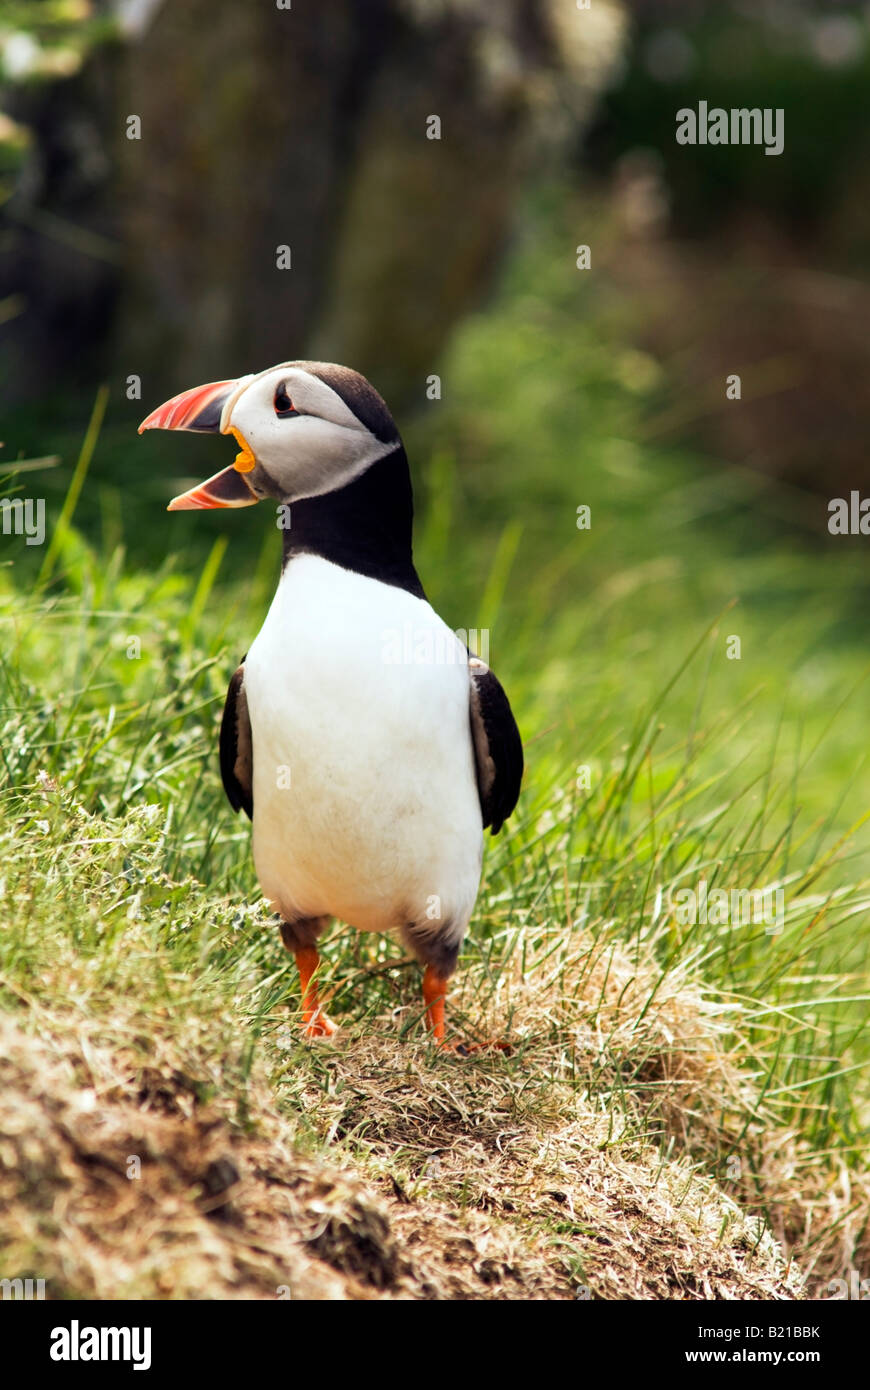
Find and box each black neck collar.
[281,446,426,599]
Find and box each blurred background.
[4,0,870,485]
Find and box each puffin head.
[138,361,401,510]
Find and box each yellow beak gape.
[228,427,256,472]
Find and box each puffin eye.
[274,384,298,418]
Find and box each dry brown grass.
[0,1009,801,1300]
[1,895,866,1300]
[445,925,870,1292]
[0,953,801,1301]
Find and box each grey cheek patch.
[251,464,280,496]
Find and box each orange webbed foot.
[422,965,511,1056]
[294,946,338,1040]
[302,1010,338,1040]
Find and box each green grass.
[1,184,868,1289]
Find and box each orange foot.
[422,966,511,1056]
[302,1011,338,1040]
[295,947,338,1040]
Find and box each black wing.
[219,662,253,820]
[468,658,523,834]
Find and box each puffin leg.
[405,925,513,1054]
[294,947,337,1038]
[422,965,449,1045]
[419,967,508,1050]
[279,920,337,1038]
[421,965,511,1054]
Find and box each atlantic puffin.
[139,362,523,1047]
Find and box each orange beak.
[138,378,260,511]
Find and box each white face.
[220,364,398,503]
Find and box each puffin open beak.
[138,378,260,511]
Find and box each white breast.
[242,554,483,941]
